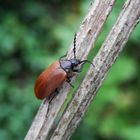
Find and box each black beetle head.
[59,59,94,73]
[70,59,80,67]
[59,59,81,73]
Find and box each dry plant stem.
[50,0,140,140]
[24,99,49,140]
[24,0,115,140]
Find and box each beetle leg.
[48,89,59,103]
[59,51,68,61]
[66,76,74,88]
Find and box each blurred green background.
[0,0,140,140]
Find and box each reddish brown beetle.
[34,33,94,100]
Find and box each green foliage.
[0,0,140,140]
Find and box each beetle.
[34,33,94,100]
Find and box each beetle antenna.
[73,32,77,59]
[80,60,95,68]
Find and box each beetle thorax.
[59,59,81,73]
